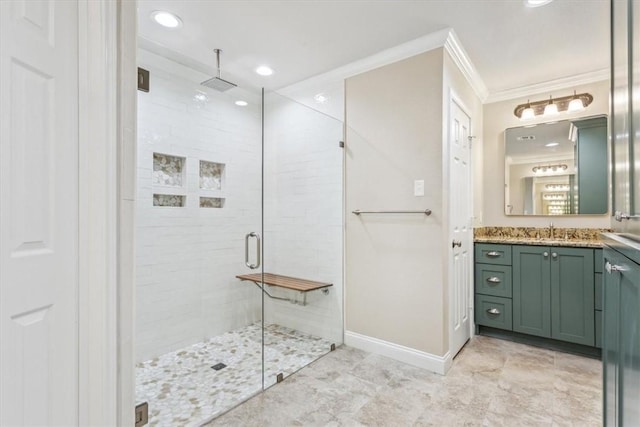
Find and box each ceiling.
[505,120,574,161]
[137,0,609,96]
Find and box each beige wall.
[481,79,611,227]
[345,48,482,358]
[345,50,445,355]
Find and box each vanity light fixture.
[520,100,535,120]
[567,91,586,112]
[150,10,183,28]
[514,92,593,120]
[544,96,558,116]
[543,193,567,200]
[545,184,570,191]
[532,163,568,173]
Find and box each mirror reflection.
[504,115,607,216]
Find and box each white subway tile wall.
[137,51,262,361]
[263,94,344,346]
[136,50,343,363]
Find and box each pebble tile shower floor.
[136,323,332,427]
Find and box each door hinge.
[137,67,149,92]
[135,402,149,427]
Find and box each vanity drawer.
[475,295,512,331]
[475,264,512,298]
[475,244,512,265]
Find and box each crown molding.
[485,68,610,104]
[443,30,489,101]
[278,27,488,110]
[278,27,451,97]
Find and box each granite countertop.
[474,227,612,248]
[474,236,604,248]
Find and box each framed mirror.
[504,115,607,216]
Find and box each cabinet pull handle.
[605,261,625,274]
[543,252,549,257]
[486,251,501,257]
[486,277,501,284]
[487,308,501,315]
[551,252,558,259]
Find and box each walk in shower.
[135,47,343,426]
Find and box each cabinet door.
[513,246,551,338]
[603,248,621,427]
[550,248,595,345]
[618,255,640,425]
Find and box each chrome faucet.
[549,222,554,240]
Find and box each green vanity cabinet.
[476,243,599,348]
[595,248,603,348]
[603,243,640,426]
[512,246,551,338]
[474,244,513,331]
[512,245,594,345]
[550,247,594,346]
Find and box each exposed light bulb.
[521,107,535,120]
[544,100,558,116]
[568,97,585,112]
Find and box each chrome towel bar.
[352,209,432,216]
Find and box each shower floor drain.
[211,363,227,371]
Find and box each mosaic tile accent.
[153,153,185,187]
[153,194,186,207]
[136,323,332,427]
[474,227,613,248]
[200,197,225,208]
[200,161,224,191]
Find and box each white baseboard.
[344,330,453,375]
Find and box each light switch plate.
[414,180,425,196]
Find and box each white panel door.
[0,1,79,425]
[449,99,472,357]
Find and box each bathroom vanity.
[473,231,606,355]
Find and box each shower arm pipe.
[352,209,432,216]
[214,48,222,78]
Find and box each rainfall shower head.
[201,49,237,92]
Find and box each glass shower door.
[261,91,345,388]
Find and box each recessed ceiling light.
[314,93,328,104]
[235,100,248,106]
[151,11,183,28]
[255,66,274,76]
[545,142,559,147]
[524,0,554,7]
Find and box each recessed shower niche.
[199,160,225,191]
[153,153,185,187]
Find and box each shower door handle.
[245,232,261,269]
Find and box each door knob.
[543,252,549,257]
[551,252,558,258]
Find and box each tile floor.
[136,323,333,427]
[208,335,602,426]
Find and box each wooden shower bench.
[235,273,332,305]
